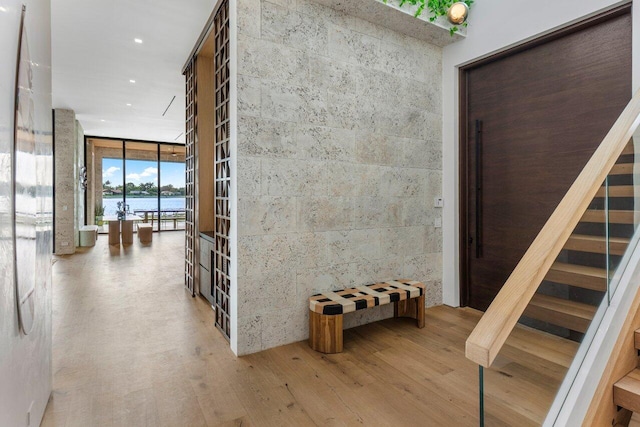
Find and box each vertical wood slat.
[184,59,197,296]
[213,0,231,340]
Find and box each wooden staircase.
[466,93,640,425]
[615,361,640,413]
[582,292,640,426]
[522,141,637,339]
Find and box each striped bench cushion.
[309,280,426,315]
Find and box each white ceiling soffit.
[51,0,215,143]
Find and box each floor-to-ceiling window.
[87,138,186,234]
[125,142,159,231]
[94,139,124,222]
[159,144,186,231]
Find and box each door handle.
[475,119,483,258]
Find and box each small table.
[104,215,144,245]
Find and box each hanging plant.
[382,0,473,35]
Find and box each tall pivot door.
[462,8,632,310]
[213,0,231,339]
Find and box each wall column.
[53,109,77,254]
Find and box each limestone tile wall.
[54,109,77,254]
[235,0,443,354]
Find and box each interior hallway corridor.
[41,232,237,425]
[41,232,567,426]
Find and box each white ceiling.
[52,0,215,143]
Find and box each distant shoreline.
[101,196,185,216]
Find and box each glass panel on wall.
[125,142,159,231]
[159,144,186,231]
[94,139,123,234]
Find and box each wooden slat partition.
[184,59,197,296]
[466,91,640,368]
[213,0,231,340]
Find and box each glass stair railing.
[466,92,640,427]
[479,140,640,425]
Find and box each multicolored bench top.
[309,280,426,316]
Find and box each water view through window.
[95,140,186,232]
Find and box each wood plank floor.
[41,232,574,426]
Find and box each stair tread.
[614,368,640,412]
[581,209,637,224]
[549,262,607,278]
[596,185,635,197]
[567,234,630,244]
[501,323,580,369]
[529,294,597,320]
[524,294,597,333]
[564,234,630,256]
[546,262,606,292]
[610,163,635,175]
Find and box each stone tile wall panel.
[53,109,76,255]
[238,196,296,236]
[236,0,443,354]
[261,158,327,196]
[296,196,353,232]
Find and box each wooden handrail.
[465,91,640,368]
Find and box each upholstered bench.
[308,279,426,354]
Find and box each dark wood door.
[462,8,632,311]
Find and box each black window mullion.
[157,144,161,232]
[122,140,126,209]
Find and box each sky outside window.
[103,157,185,189]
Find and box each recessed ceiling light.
[126,103,132,107]
[129,79,136,83]
[100,119,106,122]
[134,38,143,44]
[0,7,7,12]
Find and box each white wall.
[441,0,636,306]
[0,0,53,426]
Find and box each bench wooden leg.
[309,310,343,354]
[394,294,425,329]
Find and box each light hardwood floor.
[41,232,573,426]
